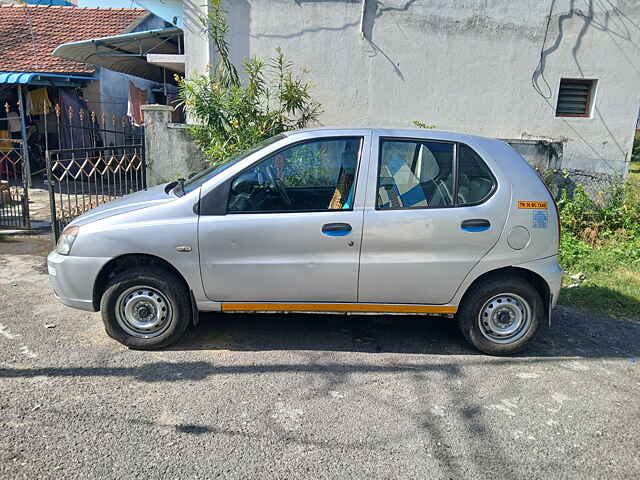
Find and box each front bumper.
[47,251,111,312]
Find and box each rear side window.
[376,138,495,209]
[377,140,455,208]
[457,143,496,205]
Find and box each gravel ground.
[1,233,639,479]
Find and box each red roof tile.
[0,5,148,74]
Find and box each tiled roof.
[0,5,148,74]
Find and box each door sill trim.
[220,302,457,314]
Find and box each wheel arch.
[459,266,551,317]
[93,253,192,313]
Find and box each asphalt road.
[1,234,639,479]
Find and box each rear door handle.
[322,222,352,236]
[461,219,491,232]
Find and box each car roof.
[285,127,507,148]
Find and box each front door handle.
[461,219,491,232]
[322,222,352,236]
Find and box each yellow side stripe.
[221,302,457,314]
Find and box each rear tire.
[100,266,192,350]
[457,276,543,355]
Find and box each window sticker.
[532,210,549,229]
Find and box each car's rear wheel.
[457,276,543,355]
[100,267,192,349]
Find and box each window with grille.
[555,79,596,117]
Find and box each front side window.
[180,134,286,195]
[377,139,455,209]
[227,137,362,213]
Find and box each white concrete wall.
[184,0,640,176]
[183,0,216,77]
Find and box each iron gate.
[0,103,30,229]
[46,106,146,241]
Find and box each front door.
[199,135,370,303]
[358,136,507,305]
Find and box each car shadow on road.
[1,310,637,385]
[172,306,640,360]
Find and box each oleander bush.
[178,0,320,168]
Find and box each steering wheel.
[266,165,292,207]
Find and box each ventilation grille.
[556,79,595,117]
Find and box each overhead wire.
[532,0,556,100]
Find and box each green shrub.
[554,174,640,273]
[178,0,321,167]
[558,231,592,271]
[557,179,640,244]
[632,131,640,163]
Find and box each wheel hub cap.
[478,293,531,344]
[115,286,172,339]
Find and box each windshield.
[178,134,287,195]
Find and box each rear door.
[198,134,371,303]
[358,134,506,305]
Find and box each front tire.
[100,267,192,350]
[457,276,543,355]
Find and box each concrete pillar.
[142,104,206,186]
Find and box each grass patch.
[559,257,640,319]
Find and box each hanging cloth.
[0,130,11,153]
[27,88,52,115]
[7,111,21,133]
[58,88,86,150]
[127,81,148,127]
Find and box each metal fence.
[0,102,30,229]
[46,105,146,241]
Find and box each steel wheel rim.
[115,286,172,339]
[478,293,531,344]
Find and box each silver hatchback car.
[48,128,561,355]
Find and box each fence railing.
[45,105,146,241]
[45,103,144,152]
[0,101,30,229]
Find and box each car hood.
[68,184,175,227]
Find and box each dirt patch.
[0,234,52,257]
[27,186,52,223]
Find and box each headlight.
[56,226,79,255]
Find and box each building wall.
[182,0,640,177]
[183,0,216,77]
[94,69,160,120]
[82,13,177,126]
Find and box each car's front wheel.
[457,276,543,355]
[100,267,192,349]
